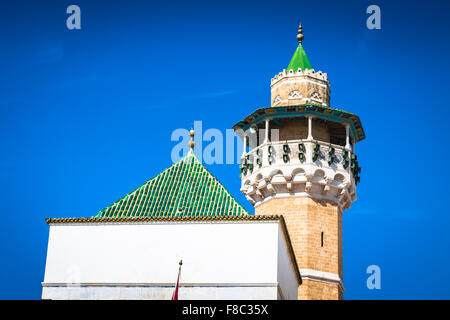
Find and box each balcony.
[239,139,360,209]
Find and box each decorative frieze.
[271,68,328,85]
[239,139,357,210]
[270,68,330,107]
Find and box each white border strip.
[42,282,280,288]
[299,269,345,292]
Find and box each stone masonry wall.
[255,196,343,300]
[273,118,330,143]
[271,75,330,107]
[298,279,342,300]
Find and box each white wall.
[277,224,300,300]
[42,220,300,300]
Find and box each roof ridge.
[94,150,194,217]
[92,149,249,219]
[197,159,249,216]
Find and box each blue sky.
[1,0,450,299]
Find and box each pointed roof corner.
[287,44,313,71]
[287,23,313,71]
[94,150,249,219]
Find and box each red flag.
[171,260,182,300]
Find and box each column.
[242,131,247,157]
[345,125,351,172]
[345,125,351,151]
[264,119,270,144]
[307,116,313,140]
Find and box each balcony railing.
[239,139,361,184]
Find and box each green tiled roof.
[94,150,249,218]
[287,44,312,71]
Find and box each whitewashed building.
[42,150,301,300]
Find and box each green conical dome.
[287,44,312,71]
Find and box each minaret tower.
[233,24,365,300]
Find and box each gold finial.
[188,128,195,148]
[296,23,304,44]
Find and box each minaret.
[233,24,365,300]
